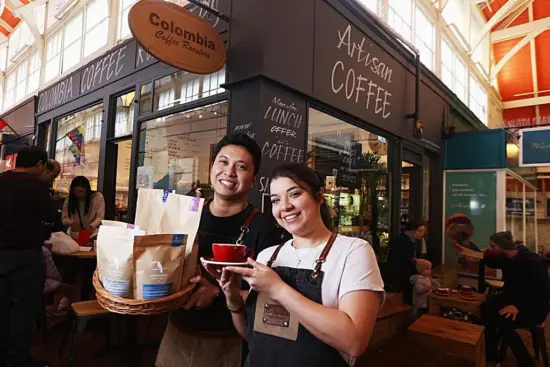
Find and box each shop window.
[202,68,226,98]
[308,108,390,260]
[388,0,413,43]
[414,8,435,71]
[441,39,467,103]
[45,31,62,82]
[62,12,83,72]
[54,103,104,194]
[15,62,27,103]
[114,139,132,221]
[27,51,41,93]
[115,91,136,137]
[84,0,109,57]
[4,72,16,110]
[138,101,228,198]
[118,0,139,40]
[469,76,487,125]
[139,83,153,114]
[152,69,226,112]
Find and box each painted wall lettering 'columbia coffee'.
[129,0,226,75]
[313,0,407,136]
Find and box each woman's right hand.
[203,263,242,305]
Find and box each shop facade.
[36,0,484,266]
[0,97,36,172]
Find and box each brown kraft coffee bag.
[133,234,187,300]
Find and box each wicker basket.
[93,270,196,315]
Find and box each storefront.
[36,0,485,266]
[0,97,36,172]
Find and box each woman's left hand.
[226,258,286,300]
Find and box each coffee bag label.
[162,189,173,203]
[188,197,200,212]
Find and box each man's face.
[40,166,60,183]
[210,145,256,201]
[413,225,426,240]
[489,240,504,256]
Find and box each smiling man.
[155,133,285,367]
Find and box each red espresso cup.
[212,244,254,263]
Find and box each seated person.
[472,231,550,367]
[42,242,70,316]
[409,260,440,317]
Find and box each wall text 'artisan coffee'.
[128,0,225,75]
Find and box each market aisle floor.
[31,313,549,366]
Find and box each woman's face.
[210,145,255,200]
[73,186,88,200]
[270,177,321,237]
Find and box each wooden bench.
[369,292,413,349]
[408,314,486,367]
[58,300,116,366]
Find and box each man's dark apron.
[244,233,349,367]
[156,209,259,367]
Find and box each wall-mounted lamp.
[506,142,519,158]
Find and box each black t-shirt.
[172,203,284,333]
[0,171,58,250]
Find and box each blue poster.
[521,128,550,166]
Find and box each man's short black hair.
[15,146,48,168]
[212,133,262,174]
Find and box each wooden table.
[409,314,486,367]
[429,292,486,318]
[53,250,97,259]
[52,250,97,301]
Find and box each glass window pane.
[86,0,108,30]
[55,103,104,194]
[64,12,83,46]
[4,72,15,109]
[63,40,82,72]
[138,101,228,198]
[115,91,136,137]
[441,40,453,69]
[114,139,132,222]
[84,19,108,57]
[119,0,138,39]
[15,62,27,102]
[308,108,390,261]
[359,0,377,14]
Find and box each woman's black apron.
[244,233,349,367]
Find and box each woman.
[205,164,384,366]
[62,176,105,240]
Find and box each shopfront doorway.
[401,160,423,231]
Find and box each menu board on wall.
[257,84,308,212]
[520,127,550,167]
[506,198,535,216]
[444,171,497,278]
[312,0,407,137]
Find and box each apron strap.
[236,207,260,245]
[266,244,284,268]
[312,233,337,279]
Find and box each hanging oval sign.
[128,0,226,75]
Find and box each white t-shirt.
[256,234,385,365]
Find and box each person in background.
[62,176,105,240]
[156,133,284,367]
[0,146,58,367]
[206,164,384,366]
[463,231,550,367]
[410,260,440,317]
[40,159,61,197]
[385,220,429,304]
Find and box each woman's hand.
[202,262,242,306]
[226,258,286,300]
[70,223,82,232]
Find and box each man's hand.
[183,276,220,310]
[499,305,519,321]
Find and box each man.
[40,159,61,197]
[479,231,550,367]
[0,146,58,367]
[155,133,285,367]
[39,159,64,235]
[385,220,429,305]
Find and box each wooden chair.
[58,300,117,366]
[408,314,486,366]
[499,323,548,367]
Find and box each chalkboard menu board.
[256,84,308,212]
